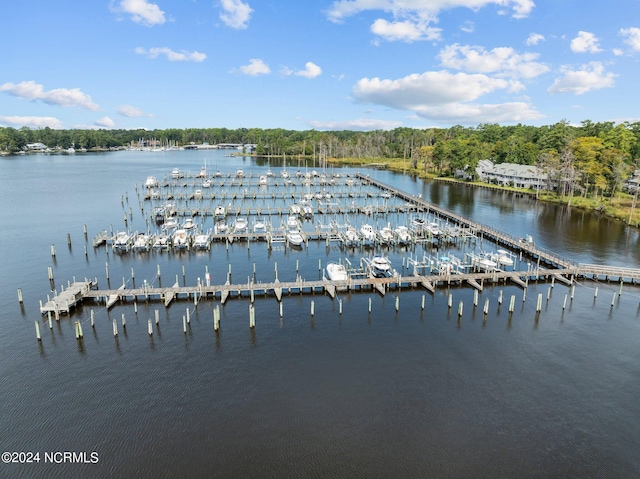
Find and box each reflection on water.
[1,152,640,478]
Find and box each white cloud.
[219,0,253,29]
[118,105,153,117]
[238,58,270,75]
[283,62,323,79]
[0,81,99,110]
[0,115,63,129]
[112,0,166,26]
[620,27,640,51]
[613,48,624,56]
[439,43,549,79]
[308,118,403,131]
[460,21,474,33]
[526,32,544,45]
[370,19,441,42]
[326,0,535,24]
[94,116,116,128]
[352,69,542,124]
[135,47,206,62]
[570,31,602,53]
[547,62,616,95]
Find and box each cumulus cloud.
[238,58,270,75]
[325,0,534,43]
[526,32,544,45]
[308,118,402,131]
[111,0,166,26]
[283,62,323,79]
[439,44,549,79]
[219,0,253,29]
[0,115,63,129]
[135,47,206,62]
[0,81,99,110]
[94,117,116,128]
[370,19,441,42]
[547,62,616,95]
[570,31,602,53]
[620,27,640,51]
[117,105,153,117]
[352,69,542,123]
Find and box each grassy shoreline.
[322,156,640,227]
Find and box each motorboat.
[171,168,183,179]
[214,205,226,218]
[112,231,131,251]
[235,168,245,179]
[202,179,212,188]
[425,222,443,237]
[289,204,301,216]
[266,168,275,178]
[286,229,304,247]
[172,229,189,249]
[196,166,207,178]
[344,227,359,246]
[438,256,454,275]
[411,217,426,233]
[193,232,211,250]
[494,249,514,267]
[145,176,158,188]
[394,225,411,245]
[153,233,170,250]
[475,254,497,271]
[153,205,166,221]
[359,224,376,245]
[378,226,394,244]
[326,262,348,281]
[214,220,228,235]
[253,219,267,234]
[300,201,313,219]
[132,234,151,252]
[164,203,177,217]
[258,174,268,185]
[182,217,197,230]
[194,189,203,199]
[370,256,392,278]
[286,215,300,230]
[280,168,290,179]
[233,217,248,233]
[163,216,178,231]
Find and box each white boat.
[163,216,178,231]
[394,225,411,245]
[194,189,203,199]
[164,203,177,217]
[253,219,267,234]
[425,222,442,237]
[359,224,376,244]
[475,254,497,271]
[193,233,211,250]
[214,205,226,218]
[233,217,248,233]
[411,217,426,233]
[182,217,197,230]
[494,249,514,267]
[258,174,268,185]
[235,168,245,179]
[196,166,207,178]
[112,231,131,251]
[326,262,348,281]
[153,205,166,220]
[172,229,189,249]
[370,256,392,278]
[438,256,455,275]
[132,234,151,251]
[286,229,304,247]
[286,215,300,229]
[289,204,301,216]
[378,227,394,244]
[300,201,313,218]
[214,220,228,235]
[202,179,212,188]
[145,176,158,188]
[266,168,275,178]
[344,227,359,246]
[153,233,170,250]
[171,168,183,179]
[280,168,290,179]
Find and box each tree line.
[2,120,639,199]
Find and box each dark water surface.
[1,151,639,478]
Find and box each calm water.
[1,151,640,478]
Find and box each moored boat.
[326,262,348,281]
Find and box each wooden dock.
[40,280,97,315]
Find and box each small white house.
[476,160,547,189]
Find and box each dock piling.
[35,321,41,341]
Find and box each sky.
[1,0,640,132]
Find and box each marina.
[5,150,640,479]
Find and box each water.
[2,151,640,478]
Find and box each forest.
[2,120,640,202]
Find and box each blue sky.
[1,0,640,131]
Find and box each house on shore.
[475,159,547,189]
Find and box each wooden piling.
[611,291,616,307]
[35,321,41,341]
[509,294,515,313]
[563,293,567,310]
[421,294,425,310]
[594,286,598,299]
[483,298,489,315]
[536,293,542,312]
[457,301,463,317]
[121,313,126,328]
[448,293,452,309]
[498,290,503,305]
[395,296,399,312]
[311,301,315,316]
[148,319,153,336]
[368,297,372,313]
[48,266,54,281]
[473,289,478,307]
[17,288,23,303]
[112,319,118,337]
[339,299,343,315]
